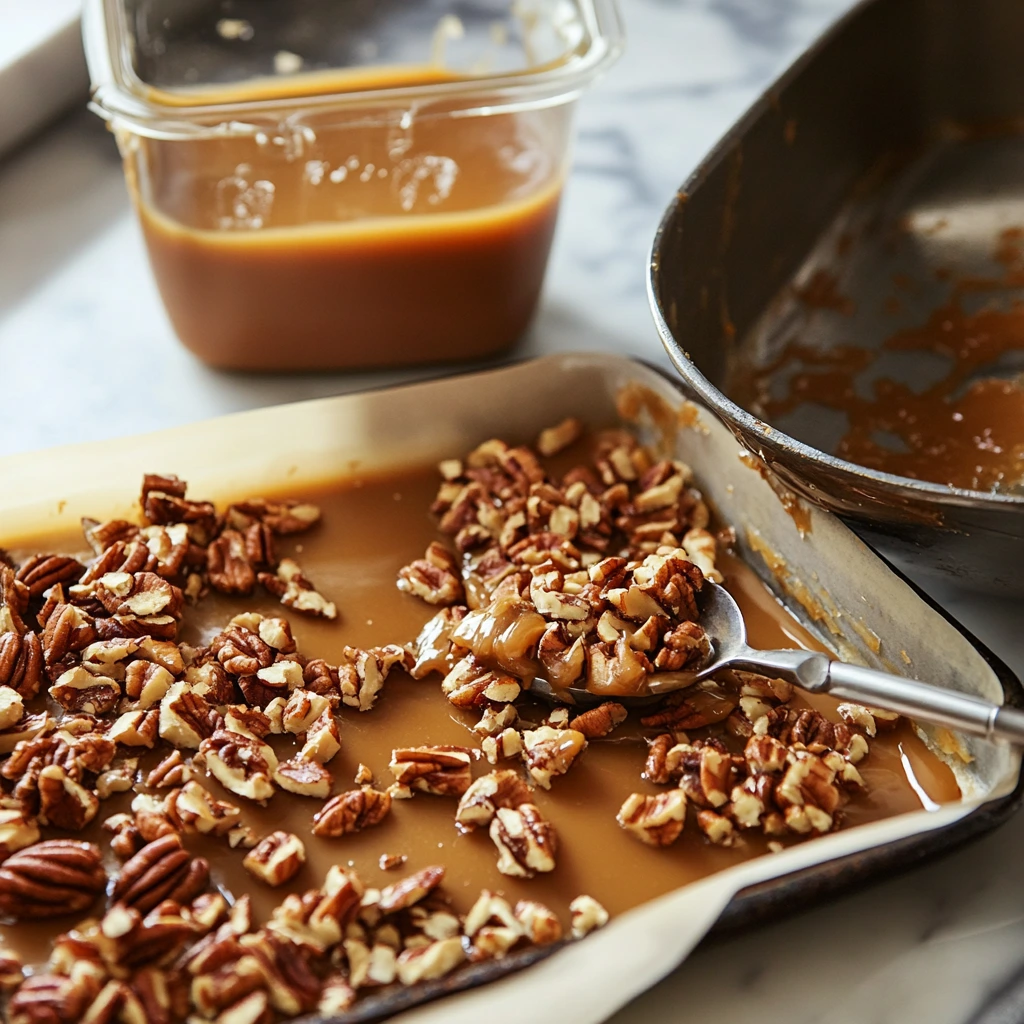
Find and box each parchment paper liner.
[0,353,1017,1024]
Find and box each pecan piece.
[837,702,900,737]
[536,417,583,457]
[440,656,520,708]
[514,899,563,944]
[520,727,587,789]
[258,559,336,619]
[243,831,305,886]
[337,644,409,712]
[389,746,472,797]
[273,756,332,799]
[569,895,609,938]
[0,567,28,635]
[37,765,99,831]
[159,682,220,750]
[0,687,23,731]
[616,790,687,846]
[378,865,445,914]
[0,839,105,919]
[774,752,841,834]
[396,937,466,986]
[0,631,43,699]
[226,498,321,535]
[570,701,627,739]
[397,542,464,606]
[0,807,40,862]
[165,782,242,837]
[141,474,218,544]
[111,834,210,913]
[199,730,277,802]
[489,804,557,877]
[455,770,531,831]
[94,571,184,621]
[312,787,391,837]
[7,972,100,1024]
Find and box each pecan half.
[16,554,85,597]
[0,839,105,919]
[0,568,28,635]
[389,746,472,797]
[226,498,321,536]
[207,530,256,596]
[111,834,209,913]
[312,788,391,837]
[0,631,43,699]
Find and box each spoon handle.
[822,661,1024,745]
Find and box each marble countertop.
[2,1,1024,1022]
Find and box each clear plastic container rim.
[82,0,625,140]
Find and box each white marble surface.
[2,1,1024,1022]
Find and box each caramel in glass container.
[126,70,569,371]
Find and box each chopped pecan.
[696,808,736,845]
[312,787,391,837]
[489,804,556,877]
[408,606,467,680]
[0,631,43,699]
[159,682,220,749]
[744,734,789,775]
[389,746,473,796]
[654,620,711,670]
[396,936,465,986]
[48,665,120,715]
[243,832,306,887]
[199,730,277,802]
[774,752,841,834]
[0,711,53,756]
[0,839,105,919]
[570,701,628,739]
[672,740,738,809]
[837,702,899,737]
[463,890,521,961]
[0,567,29,635]
[569,895,609,938]
[0,807,40,862]
[440,655,520,708]
[520,727,586,789]
[0,686,24,731]
[37,765,99,830]
[273,757,332,799]
[616,790,687,846]
[279,690,329,734]
[109,709,160,748]
[141,474,218,544]
[481,727,524,765]
[378,853,406,871]
[226,498,321,536]
[338,644,409,712]
[94,571,184,622]
[514,899,563,944]
[111,834,209,913]
[640,681,737,730]
[258,559,336,619]
[165,782,242,837]
[536,417,583,457]
[0,946,23,991]
[378,865,444,914]
[397,542,464,606]
[299,708,341,764]
[455,769,532,831]
[473,704,519,738]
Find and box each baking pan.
[2,353,1020,1023]
[649,0,1024,594]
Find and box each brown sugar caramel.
[0,466,960,976]
[736,228,1024,492]
[128,69,566,370]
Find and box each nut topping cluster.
[0,425,906,1022]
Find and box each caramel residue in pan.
[738,451,813,537]
[737,228,1024,493]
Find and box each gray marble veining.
[2,2,1024,1022]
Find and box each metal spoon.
[529,582,1024,744]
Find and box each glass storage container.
[83,0,624,370]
